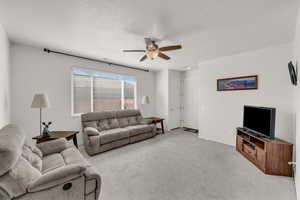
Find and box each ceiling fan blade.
[140,55,147,62]
[123,50,145,52]
[158,52,170,60]
[144,38,152,45]
[159,45,182,51]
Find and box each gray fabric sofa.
[81,110,156,155]
[0,124,101,200]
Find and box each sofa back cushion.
[98,118,119,131]
[22,145,43,171]
[82,111,118,131]
[0,124,26,176]
[116,110,143,127]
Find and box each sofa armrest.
[28,165,86,192]
[84,127,100,136]
[37,138,67,156]
[140,119,153,125]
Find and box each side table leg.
[73,135,78,148]
[161,121,165,134]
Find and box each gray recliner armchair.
[0,124,101,200]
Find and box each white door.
[183,75,199,129]
[168,70,182,129]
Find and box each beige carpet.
[82,129,296,200]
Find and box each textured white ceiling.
[0,0,298,70]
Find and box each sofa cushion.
[82,111,116,122]
[83,121,98,129]
[118,117,129,128]
[22,145,42,171]
[99,118,119,130]
[61,148,89,167]
[115,109,141,118]
[100,128,130,144]
[128,116,140,126]
[109,118,120,129]
[125,125,153,136]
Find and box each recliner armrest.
[37,138,68,156]
[28,164,86,192]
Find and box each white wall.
[184,43,294,146]
[292,3,300,198]
[10,43,156,144]
[0,24,10,128]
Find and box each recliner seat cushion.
[42,148,89,174]
[125,125,153,137]
[42,154,65,174]
[100,128,130,144]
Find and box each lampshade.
[141,96,150,104]
[31,93,50,108]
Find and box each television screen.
[243,106,276,139]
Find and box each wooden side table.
[144,117,165,134]
[32,131,79,148]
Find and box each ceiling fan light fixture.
[146,49,159,59]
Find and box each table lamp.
[31,93,50,136]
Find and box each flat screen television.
[243,105,276,139]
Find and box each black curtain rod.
[43,48,149,72]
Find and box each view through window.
[72,68,137,115]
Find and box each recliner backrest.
[0,124,42,198]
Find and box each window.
[72,68,137,115]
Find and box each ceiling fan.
[123,38,182,62]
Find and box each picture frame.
[217,75,258,91]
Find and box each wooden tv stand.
[236,128,293,176]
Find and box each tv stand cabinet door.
[256,147,266,171]
[236,135,243,151]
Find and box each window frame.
[71,68,137,117]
